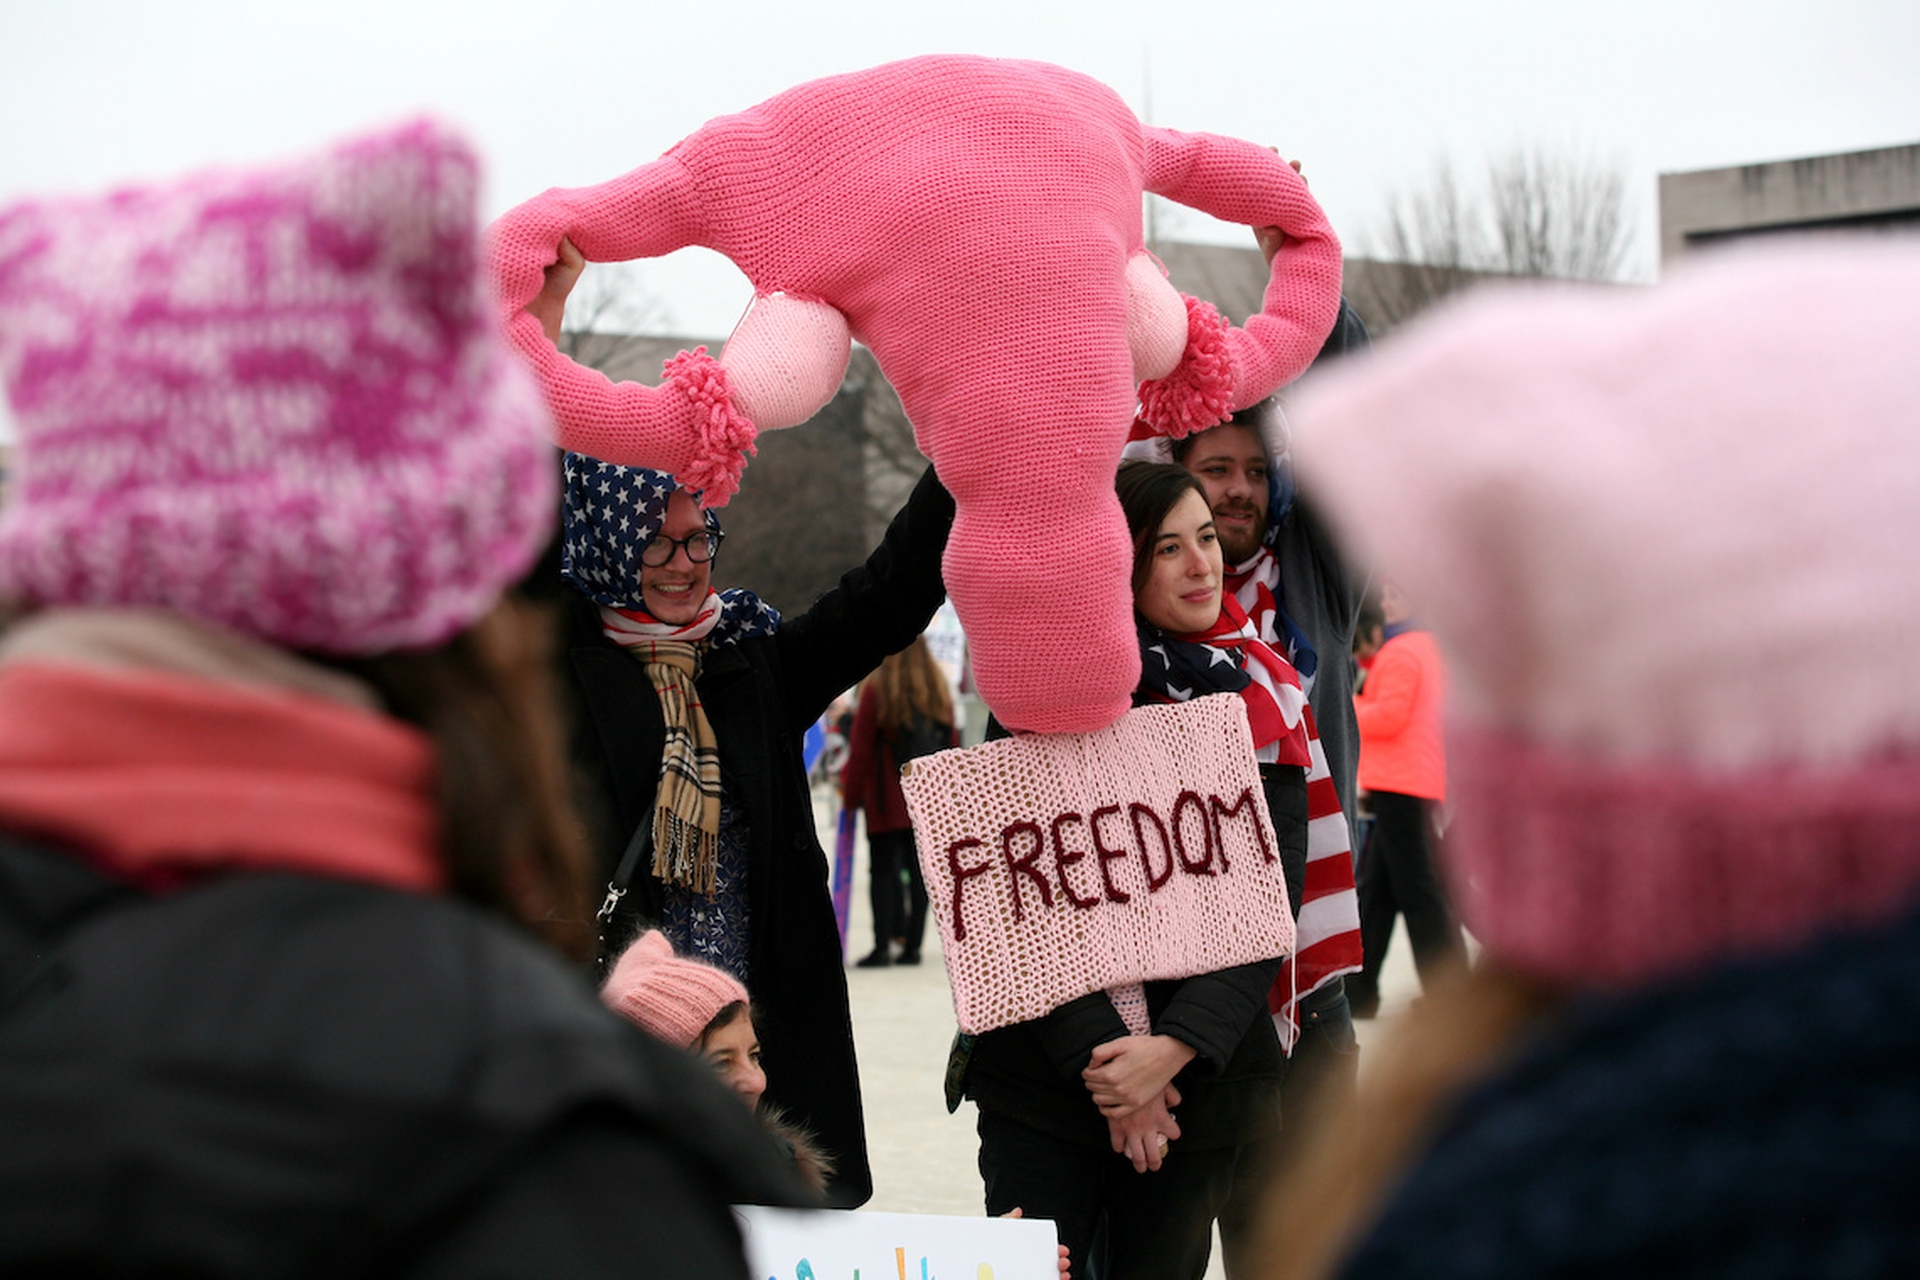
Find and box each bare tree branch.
[1359,143,1636,330]
[557,261,672,373]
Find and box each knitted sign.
[900,696,1295,1034]
[489,55,1344,737]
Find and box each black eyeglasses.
[640,528,724,567]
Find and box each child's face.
[700,1006,766,1110]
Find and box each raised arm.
[487,160,761,503]
[774,465,956,730]
[1141,128,1344,413]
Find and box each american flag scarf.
[1223,545,1321,698]
[1136,596,1361,1052]
[1268,698,1365,1053]
[1136,594,1312,768]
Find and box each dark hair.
[1355,588,1386,649]
[695,1000,754,1050]
[332,596,596,963]
[1167,404,1271,467]
[1115,460,1209,596]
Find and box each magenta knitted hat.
[0,119,556,654]
[1293,243,1920,991]
[600,930,750,1049]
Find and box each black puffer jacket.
[0,834,808,1279]
[564,464,955,1207]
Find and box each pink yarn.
[488,56,1343,733]
[1450,729,1920,990]
[1292,242,1920,989]
[600,929,750,1048]
[0,120,555,654]
[1136,294,1235,440]
[900,695,1295,1035]
[657,347,757,506]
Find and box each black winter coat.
[564,465,955,1207]
[965,959,1285,1152]
[0,834,808,1279]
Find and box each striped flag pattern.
[1270,701,1364,1053]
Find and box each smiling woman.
[1136,487,1224,635]
[553,440,956,1211]
[638,490,721,625]
[950,461,1324,1279]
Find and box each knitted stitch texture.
[1293,242,1920,990]
[488,55,1343,734]
[600,929,750,1050]
[0,120,555,654]
[900,695,1294,1034]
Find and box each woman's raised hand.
[526,236,585,346]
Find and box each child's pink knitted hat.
[600,930,750,1049]
[1293,243,1920,991]
[0,120,555,654]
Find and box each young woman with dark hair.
[958,460,1337,1280]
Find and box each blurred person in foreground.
[0,122,805,1277]
[1249,242,1920,1280]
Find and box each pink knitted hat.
[1293,243,1920,991]
[0,120,555,654]
[600,930,750,1048]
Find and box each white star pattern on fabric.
[558,451,781,643]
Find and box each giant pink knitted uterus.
[490,56,1341,733]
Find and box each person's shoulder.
[1393,629,1444,664]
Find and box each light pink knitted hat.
[600,930,750,1048]
[1293,242,1920,991]
[0,120,555,654]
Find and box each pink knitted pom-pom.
[1136,294,1235,440]
[661,346,758,507]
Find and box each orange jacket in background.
[1355,628,1448,801]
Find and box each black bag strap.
[593,816,653,977]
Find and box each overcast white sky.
[4,0,1917,348]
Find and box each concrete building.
[1659,142,1920,267]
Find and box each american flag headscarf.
[559,454,780,642]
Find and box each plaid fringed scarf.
[563,455,782,898]
[627,640,722,894]
[600,594,774,896]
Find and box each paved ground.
[819,788,1425,1276]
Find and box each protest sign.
[900,695,1294,1034]
[735,1207,1058,1280]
